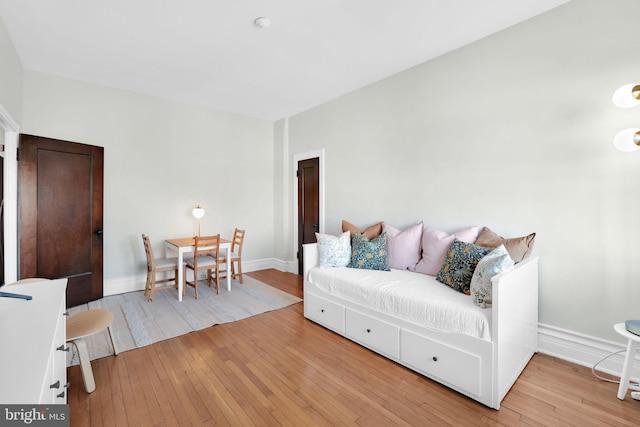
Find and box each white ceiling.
[0,0,569,121]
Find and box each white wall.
[4,0,640,350]
[0,17,21,285]
[0,17,21,124]
[286,0,640,343]
[21,71,274,281]
[273,118,292,265]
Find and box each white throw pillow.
[469,245,514,308]
[316,231,351,268]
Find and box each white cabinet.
[0,279,68,404]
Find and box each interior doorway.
[297,157,319,274]
[19,134,104,307]
[293,149,324,275]
[0,153,4,285]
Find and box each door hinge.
[297,251,299,260]
[296,170,299,177]
[16,147,19,161]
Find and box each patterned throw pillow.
[348,232,390,271]
[436,239,491,293]
[316,231,351,268]
[469,245,514,307]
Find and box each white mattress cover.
[308,267,492,341]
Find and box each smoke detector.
[254,17,271,28]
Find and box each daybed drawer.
[346,309,400,359]
[305,293,345,333]
[401,330,481,397]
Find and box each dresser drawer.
[401,329,481,396]
[51,304,68,403]
[38,288,68,404]
[346,309,400,359]
[304,293,345,333]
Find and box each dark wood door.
[0,155,3,285]
[19,134,104,307]
[297,157,319,274]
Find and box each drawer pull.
[432,356,438,362]
[366,329,371,333]
[320,309,325,313]
[56,391,65,399]
[50,380,60,389]
[57,344,70,352]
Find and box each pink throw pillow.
[383,222,423,270]
[412,226,479,275]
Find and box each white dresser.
[0,279,68,404]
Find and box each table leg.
[618,338,638,400]
[226,246,231,291]
[177,249,184,301]
[166,243,184,302]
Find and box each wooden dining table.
[165,236,232,301]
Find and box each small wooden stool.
[66,309,118,393]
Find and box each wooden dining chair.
[220,228,246,284]
[184,234,221,299]
[142,234,180,301]
[228,228,246,284]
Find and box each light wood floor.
[68,269,640,426]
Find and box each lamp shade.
[612,83,640,108]
[613,128,640,152]
[192,205,205,219]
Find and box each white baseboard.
[274,259,298,274]
[538,323,640,383]
[104,257,297,296]
[104,274,147,296]
[105,261,639,384]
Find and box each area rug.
[66,276,301,365]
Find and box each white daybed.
[302,242,539,410]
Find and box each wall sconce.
[613,84,640,108]
[614,128,640,152]
[613,83,640,151]
[192,205,205,236]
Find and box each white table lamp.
[192,205,205,236]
